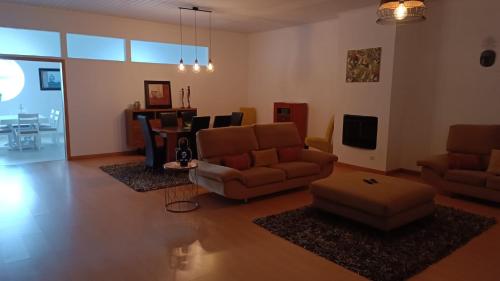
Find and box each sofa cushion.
[197,126,259,159]
[486,176,500,191]
[487,149,500,175]
[447,124,500,155]
[270,161,321,179]
[448,153,482,170]
[252,148,279,167]
[240,167,285,187]
[278,146,302,162]
[222,153,251,171]
[444,170,489,186]
[254,123,303,149]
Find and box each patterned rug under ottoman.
[100,162,191,192]
[254,205,495,281]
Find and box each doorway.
[0,57,68,165]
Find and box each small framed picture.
[39,68,62,91]
[144,81,172,109]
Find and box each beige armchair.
[305,115,334,153]
[417,124,500,203]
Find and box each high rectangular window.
[131,40,208,65]
[0,27,61,57]
[67,33,125,61]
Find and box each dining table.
[152,127,191,162]
[0,114,49,126]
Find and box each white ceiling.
[2,0,376,33]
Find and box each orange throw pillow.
[252,148,279,167]
[278,147,302,162]
[448,153,482,170]
[223,153,251,171]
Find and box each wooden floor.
[0,156,499,281]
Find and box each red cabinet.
[273,102,308,142]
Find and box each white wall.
[0,3,248,156]
[248,5,396,171]
[388,0,500,171]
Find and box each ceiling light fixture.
[192,8,200,73]
[178,8,185,72]
[207,12,214,73]
[178,7,213,74]
[376,0,426,25]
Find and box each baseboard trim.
[336,163,421,176]
[389,168,421,176]
[69,151,137,161]
[336,162,387,175]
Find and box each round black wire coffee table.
[163,160,199,213]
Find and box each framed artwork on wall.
[346,47,382,83]
[39,68,62,91]
[144,80,172,109]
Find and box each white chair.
[40,109,56,128]
[15,113,40,151]
[0,125,14,148]
[40,110,61,144]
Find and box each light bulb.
[394,1,408,20]
[178,59,186,72]
[193,59,201,73]
[207,59,214,72]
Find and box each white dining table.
[0,114,49,125]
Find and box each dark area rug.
[100,162,190,192]
[254,205,496,281]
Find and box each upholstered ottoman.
[310,172,436,231]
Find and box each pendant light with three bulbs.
[178,7,214,73]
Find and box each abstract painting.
[144,80,172,109]
[346,47,382,83]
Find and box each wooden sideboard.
[273,102,308,142]
[125,108,197,149]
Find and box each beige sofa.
[417,125,500,202]
[190,123,338,201]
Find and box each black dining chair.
[213,115,232,128]
[181,111,196,129]
[230,112,244,126]
[137,115,165,169]
[160,112,178,128]
[188,116,211,159]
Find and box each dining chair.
[305,115,335,153]
[138,115,166,169]
[160,112,178,128]
[40,109,56,128]
[181,111,196,129]
[15,113,40,151]
[39,111,61,144]
[188,116,211,159]
[0,125,13,148]
[213,115,232,128]
[239,107,256,125]
[230,112,244,126]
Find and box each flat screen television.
[342,114,378,150]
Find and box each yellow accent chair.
[305,115,335,153]
[239,107,257,126]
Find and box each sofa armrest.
[417,154,449,176]
[300,149,338,167]
[196,161,244,183]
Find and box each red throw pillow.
[448,153,482,170]
[278,147,302,162]
[223,153,251,170]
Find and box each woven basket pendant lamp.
[376,0,426,24]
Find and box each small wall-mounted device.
[480,50,496,67]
